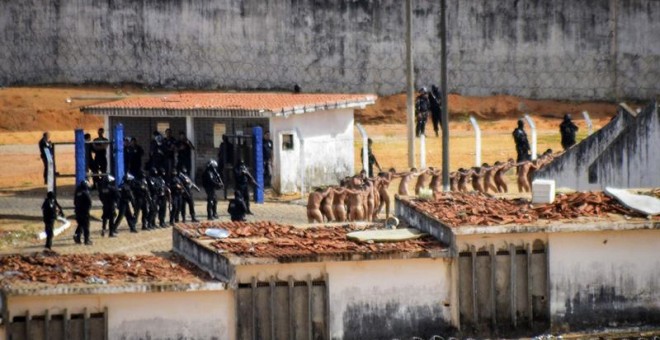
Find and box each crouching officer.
[41,191,63,250]
[227,191,247,222]
[112,173,137,236]
[73,181,93,245]
[99,175,119,237]
[202,160,223,220]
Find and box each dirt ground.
[0,86,620,190]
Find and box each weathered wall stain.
[342,301,455,340]
[560,285,660,331]
[0,0,659,99]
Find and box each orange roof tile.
[82,92,376,117]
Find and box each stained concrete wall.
[535,102,660,190]
[549,229,660,332]
[533,106,637,191]
[3,290,235,340]
[235,258,455,339]
[271,108,354,194]
[1,0,659,100]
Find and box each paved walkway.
[0,190,307,255]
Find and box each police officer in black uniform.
[512,119,531,162]
[98,175,119,237]
[164,129,177,177]
[41,191,63,249]
[176,131,195,172]
[73,181,93,245]
[112,174,137,236]
[132,171,153,230]
[429,85,443,137]
[263,132,273,187]
[169,168,184,225]
[415,87,431,137]
[178,168,200,222]
[149,131,166,171]
[147,168,167,228]
[202,160,223,220]
[560,113,579,150]
[234,161,259,215]
[125,137,144,177]
[39,132,53,185]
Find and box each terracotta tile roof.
[176,221,446,261]
[406,191,651,227]
[82,92,376,116]
[0,252,213,286]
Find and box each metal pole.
[406,0,416,168]
[524,114,537,160]
[356,123,369,172]
[440,0,450,191]
[581,111,593,135]
[469,116,481,166]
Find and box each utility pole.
[440,0,450,191]
[406,0,416,168]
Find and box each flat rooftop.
[398,191,659,232]
[175,221,448,263]
[0,252,224,296]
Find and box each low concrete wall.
[172,227,235,286]
[395,197,455,254]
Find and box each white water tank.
[532,179,556,204]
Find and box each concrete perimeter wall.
[1,0,659,100]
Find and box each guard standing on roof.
[512,119,531,162]
[41,191,63,250]
[560,113,579,150]
[202,160,223,220]
[73,181,93,245]
[415,87,431,137]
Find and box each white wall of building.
[236,257,455,339]
[3,289,235,340]
[270,108,355,193]
[548,229,660,331]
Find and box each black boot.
[73,235,81,244]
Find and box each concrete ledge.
[172,227,235,287]
[395,196,456,256]
[1,281,226,297]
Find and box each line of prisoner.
[306,114,579,224]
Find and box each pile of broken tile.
[0,252,211,285]
[176,221,444,259]
[411,191,646,227]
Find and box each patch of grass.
[0,223,40,250]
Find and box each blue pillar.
[74,129,86,185]
[113,124,125,186]
[252,126,264,203]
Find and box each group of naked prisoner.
[306,149,556,224]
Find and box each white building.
[82,92,376,193]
